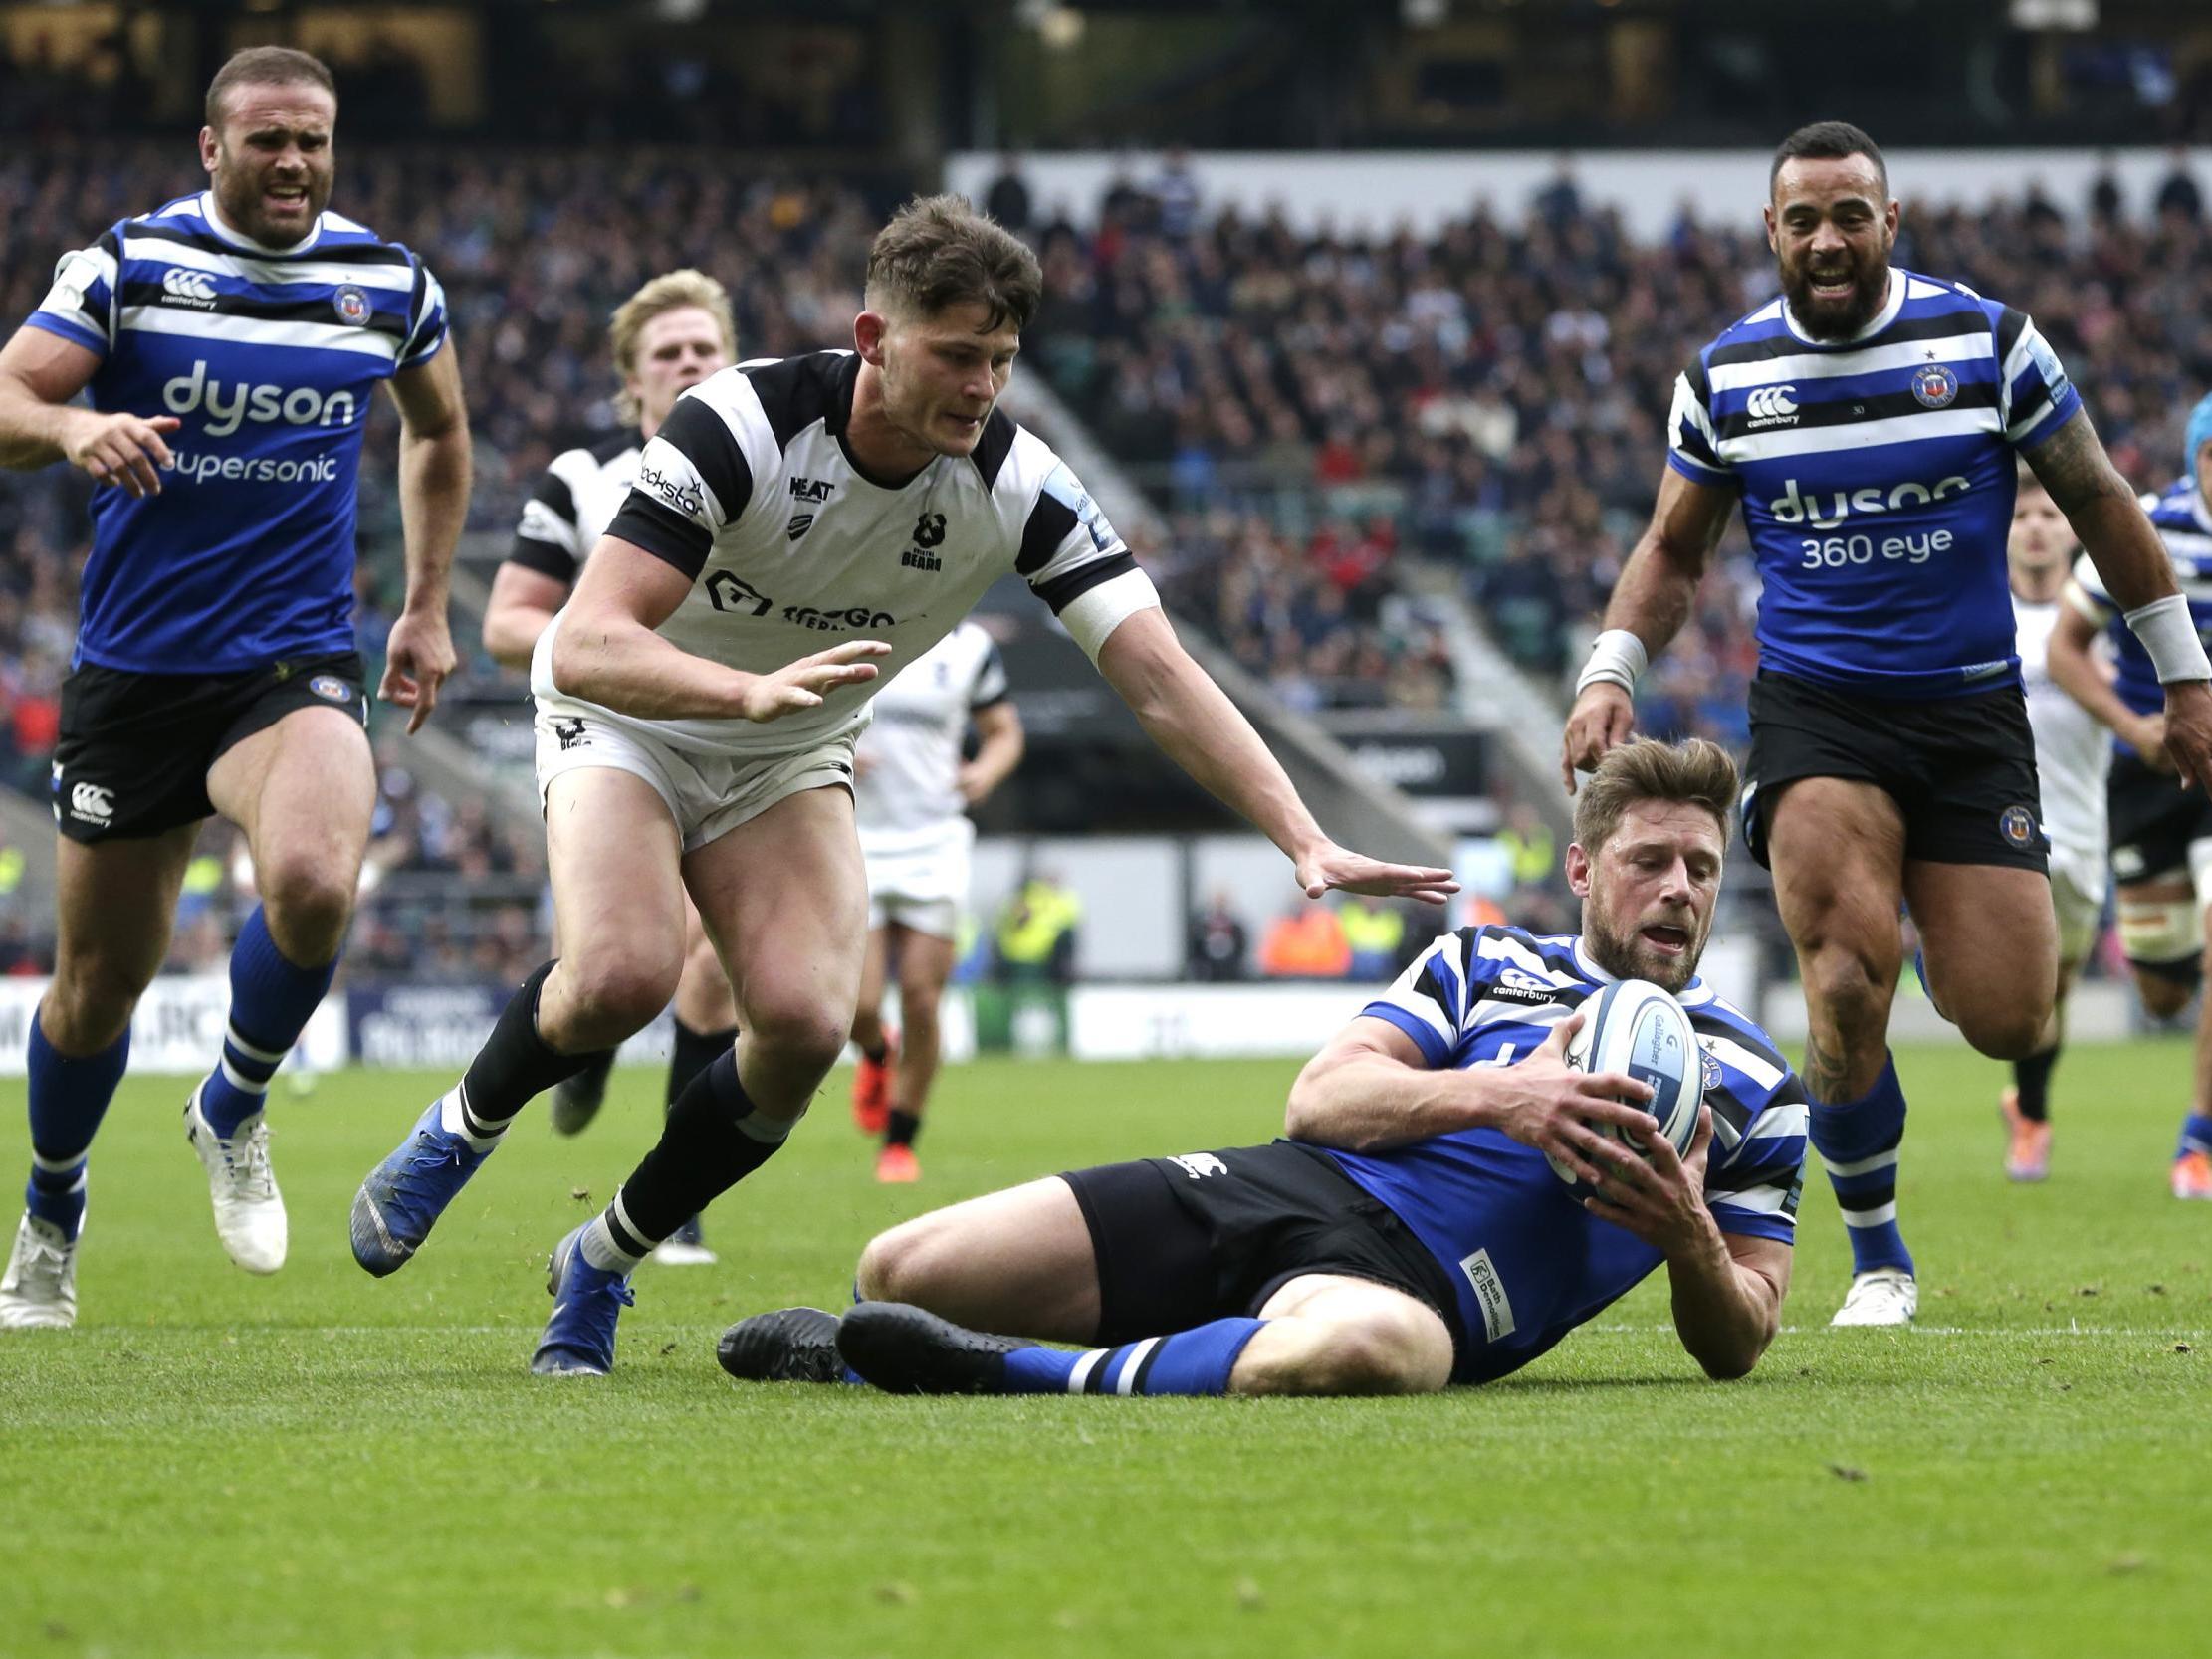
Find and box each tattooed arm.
[2027,408,2212,792]
[2026,409,2181,610]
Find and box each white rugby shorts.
[860,821,973,940]
[534,705,856,852]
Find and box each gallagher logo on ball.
[1910,364,1959,409]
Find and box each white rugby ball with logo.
[1546,977,1703,1193]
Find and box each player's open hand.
[64,409,179,499]
[1582,1103,1716,1256]
[738,639,890,724]
[1493,1013,1660,1186]
[2159,680,2212,792]
[379,607,457,734]
[1560,683,1636,794]
[1294,842,1458,906]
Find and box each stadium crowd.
[6,144,2212,971]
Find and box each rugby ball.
[1545,978,1703,1193]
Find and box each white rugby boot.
[1830,1266,1917,1327]
[0,1210,81,1330]
[184,1087,288,1274]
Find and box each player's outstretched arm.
[2047,595,2171,768]
[381,349,471,732]
[1095,606,1457,903]
[1560,466,1735,793]
[1287,1012,1657,1169]
[1581,1108,1790,1380]
[0,326,177,495]
[2028,408,2212,790]
[551,534,886,722]
[957,700,1025,805]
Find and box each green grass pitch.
[2,1042,2205,1658]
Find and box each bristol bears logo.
[1998,804,2040,849]
[1911,364,1959,409]
[332,284,371,326]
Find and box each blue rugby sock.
[1807,1052,1914,1277]
[1000,1318,1267,1396]
[25,1011,129,1241]
[196,907,337,1138]
[2176,1113,2212,1160]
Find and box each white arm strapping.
[1059,566,1162,663]
[2123,593,2212,684]
[1574,628,1650,697]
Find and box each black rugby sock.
[459,961,600,1128]
[614,1050,793,1243]
[665,1018,737,1114]
[2012,1047,2057,1124]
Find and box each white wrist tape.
[1574,629,1649,698]
[2124,593,2212,684]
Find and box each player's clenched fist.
[1560,683,1636,794]
[737,639,891,723]
[64,409,180,499]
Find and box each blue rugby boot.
[530,1224,636,1376]
[349,1098,496,1277]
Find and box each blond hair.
[1571,737,1739,855]
[865,194,1041,332]
[609,270,738,424]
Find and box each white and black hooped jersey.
[854,621,1009,846]
[532,350,1155,757]
[507,433,643,586]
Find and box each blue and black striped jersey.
[1667,267,2081,700]
[27,191,447,674]
[1317,925,1806,1385]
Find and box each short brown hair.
[1572,737,1739,856]
[865,194,1041,333]
[206,47,336,129]
[609,270,738,424]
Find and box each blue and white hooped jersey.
[26,191,448,674]
[1667,267,2082,700]
[1316,925,1807,1386]
[2069,479,2212,745]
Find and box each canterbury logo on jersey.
[1744,384,1798,428]
[160,267,219,308]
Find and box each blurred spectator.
[1257,902,1350,979]
[994,871,1082,985]
[1339,896,1406,982]
[985,154,1033,237]
[1187,890,1248,982]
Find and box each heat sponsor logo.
[1768,473,1971,531]
[160,359,357,438]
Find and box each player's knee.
[854,1219,941,1306]
[257,855,355,958]
[1799,943,1893,1036]
[743,992,850,1077]
[40,965,146,1052]
[559,947,681,1042]
[1955,1001,2047,1062]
